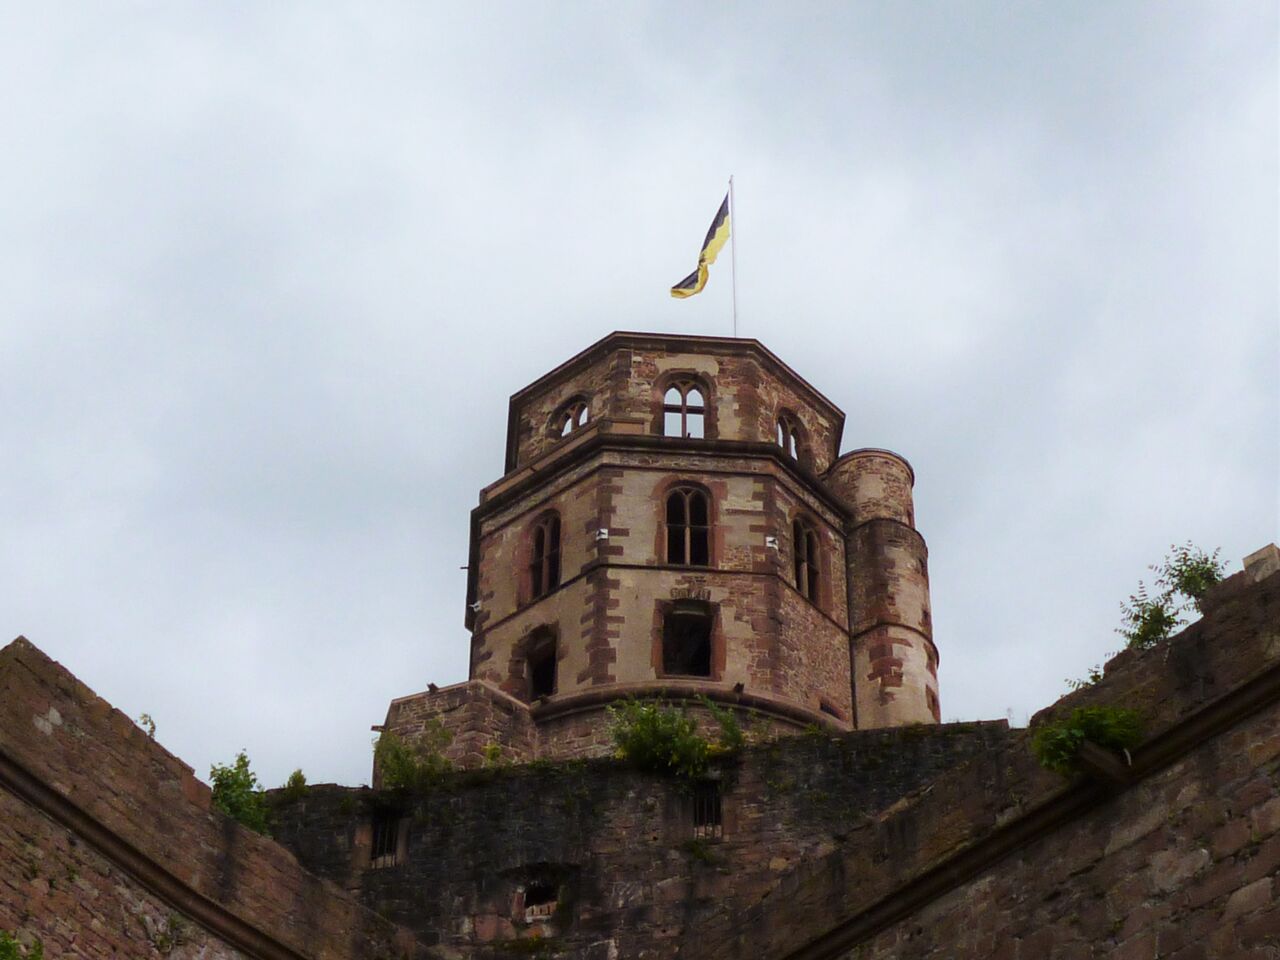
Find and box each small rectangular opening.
[371,813,400,868]
[523,880,558,922]
[663,606,712,678]
[693,781,723,840]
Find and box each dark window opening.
[663,601,713,677]
[529,514,562,600]
[528,632,557,700]
[523,880,559,921]
[693,781,723,839]
[554,399,590,438]
[371,813,400,868]
[666,488,710,566]
[662,381,706,439]
[792,519,820,602]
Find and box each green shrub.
[1118,543,1225,650]
[209,750,270,834]
[609,698,742,779]
[1161,542,1225,611]
[609,700,709,778]
[281,768,307,801]
[1031,707,1144,777]
[699,696,746,753]
[373,724,453,793]
[2,931,44,959]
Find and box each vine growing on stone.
[1117,542,1225,651]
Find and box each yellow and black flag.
[671,193,731,299]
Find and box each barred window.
[529,513,562,600]
[370,813,400,868]
[663,381,706,438]
[692,781,723,839]
[666,487,710,566]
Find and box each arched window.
[666,487,711,566]
[552,399,590,438]
[527,628,557,700]
[792,518,820,602]
[662,380,706,439]
[776,413,802,461]
[528,513,561,600]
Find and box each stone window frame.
[550,395,591,439]
[791,514,823,609]
[525,510,563,604]
[775,409,808,466]
[691,779,724,840]
[663,483,714,568]
[653,597,722,680]
[653,372,716,440]
[367,809,408,869]
[524,625,559,701]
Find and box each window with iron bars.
[692,780,723,840]
[371,813,400,868]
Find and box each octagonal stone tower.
[380,332,938,768]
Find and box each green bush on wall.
[1031,706,1144,777]
[374,722,453,793]
[0,931,43,960]
[209,750,270,835]
[608,697,746,779]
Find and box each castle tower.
[380,332,939,768]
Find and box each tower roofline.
[504,331,847,473]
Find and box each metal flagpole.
[729,175,738,338]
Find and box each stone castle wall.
[272,722,1012,958]
[4,550,1276,959]
[693,556,1280,960]
[0,637,423,959]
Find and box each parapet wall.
[0,637,424,960]
[692,551,1280,960]
[274,722,1012,957]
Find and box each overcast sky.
[2,3,1276,789]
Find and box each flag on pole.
[671,193,731,299]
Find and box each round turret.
[825,449,940,727]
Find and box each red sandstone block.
[1112,930,1157,960]
[1241,832,1280,884]
[1222,877,1273,923]
[1237,903,1280,947]
[1250,796,1280,838]
[1236,777,1275,810]
[1181,859,1246,911]
[1210,818,1252,859]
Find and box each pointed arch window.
[662,381,706,439]
[553,399,590,438]
[529,514,561,600]
[666,487,711,566]
[792,518,820,602]
[776,413,802,461]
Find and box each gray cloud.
[2,2,1275,786]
